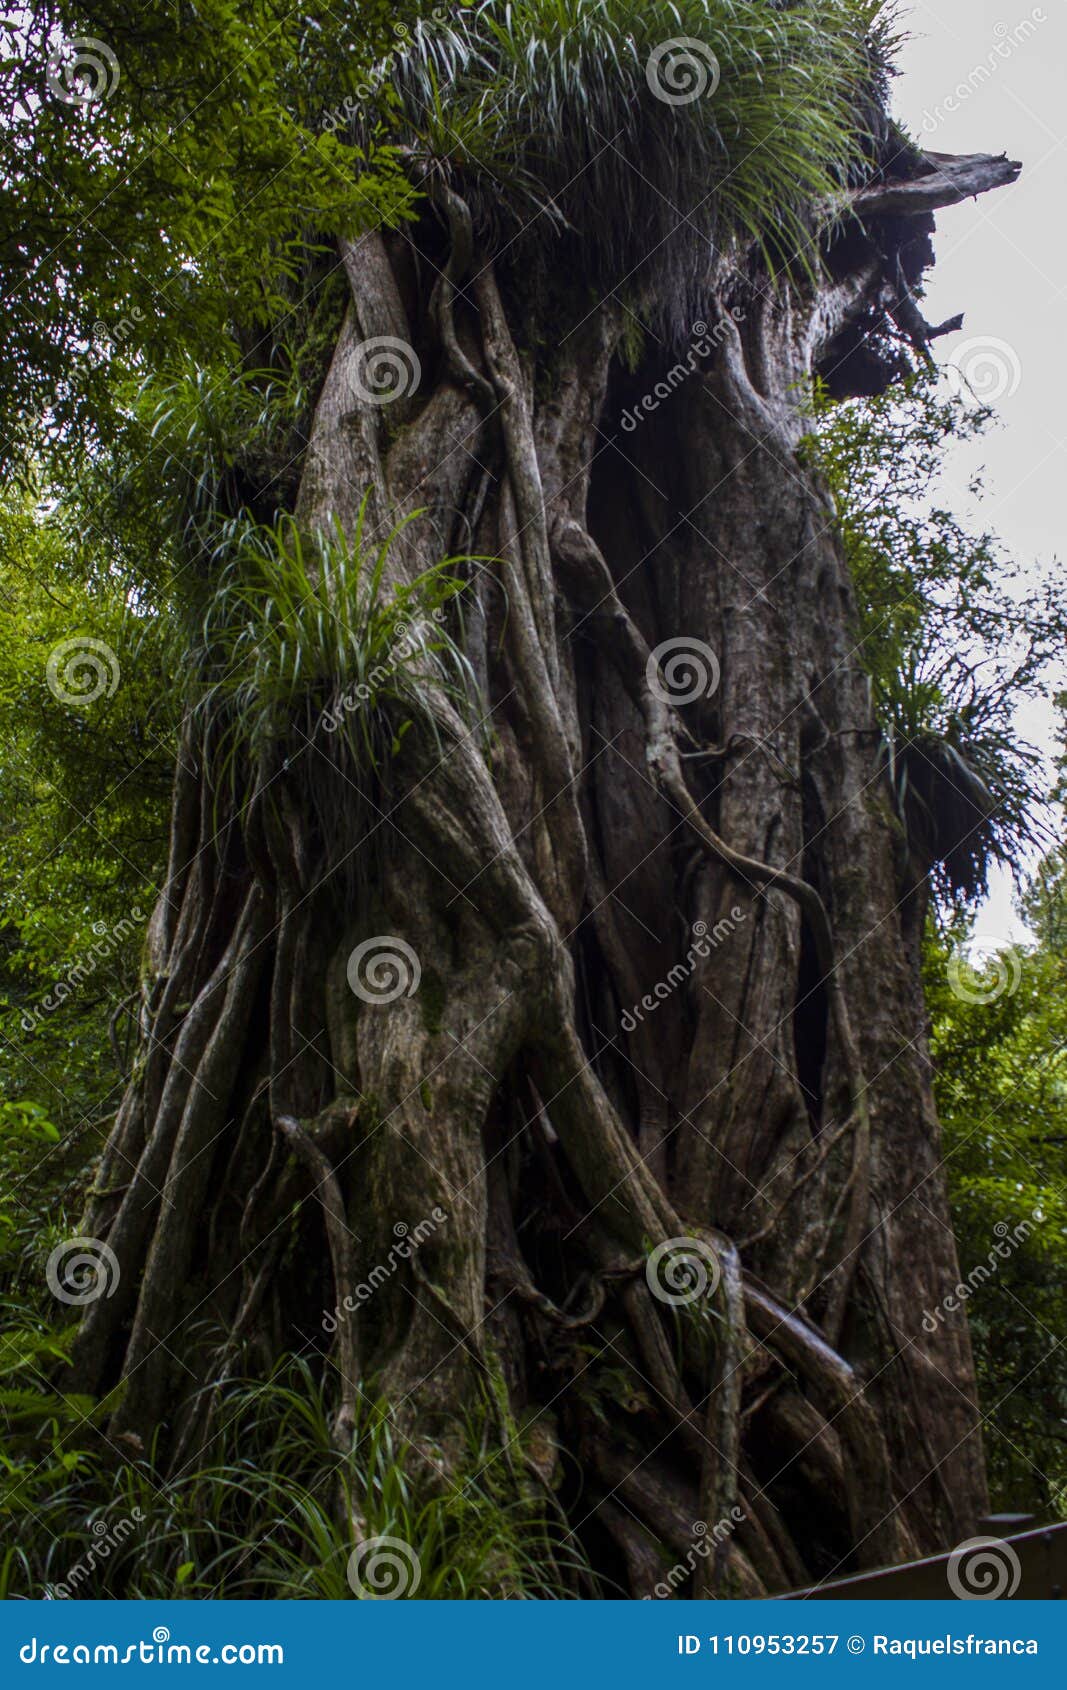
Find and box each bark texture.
[72,144,1020,1594]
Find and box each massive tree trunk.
[72,141,1018,1595]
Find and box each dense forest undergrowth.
[1,0,1065,1597]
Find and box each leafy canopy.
[0,0,416,466]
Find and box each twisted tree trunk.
[72,145,1018,1595]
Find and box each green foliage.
[4,0,1062,1584]
[375,0,893,326]
[1021,829,1067,953]
[196,501,479,818]
[63,266,354,608]
[2,1355,588,1598]
[0,1308,105,1582]
[807,373,1066,903]
[926,868,1067,1515]
[0,489,172,1189]
[133,354,324,555]
[0,1105,60,1282]
[1,1,418,468]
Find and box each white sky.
[894,0,1065,943]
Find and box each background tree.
[924,829,1067,1520]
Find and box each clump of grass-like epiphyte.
[359,0,896,331]
[193,496,480,851]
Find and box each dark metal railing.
[780,1517,1067,1600]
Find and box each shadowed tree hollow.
[68,2,1022,1595]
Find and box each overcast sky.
[893,0,1064,942]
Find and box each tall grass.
[2,1352,592,1599]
